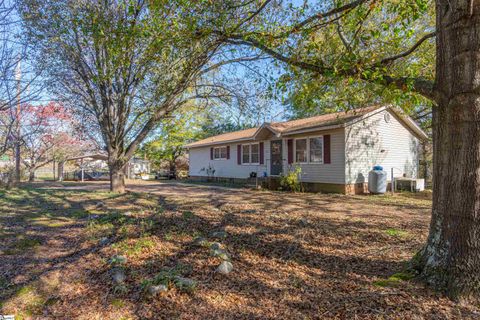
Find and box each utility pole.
[14,58,21,183]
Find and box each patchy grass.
[384,228,410,238]
[3,235,42,255]
[111,298,126,308]
[0,181,478,319]
[111,236,156,257]
[374,271,416,287]
[182,210,195,219]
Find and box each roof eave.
[343,105,429,141]
[280,123,345,136]
[388,107,429,141]
[184,136,255,149]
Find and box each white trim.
[241,142,260,165]
[186,105,428,149]
[309,136,324,164]
[344,106,428,141]
[294,138,308,164]
[388,107,429,140]
[285,106,428,141]
[213,146,228,160]
[293,136,325,164]
[253,124,278,140]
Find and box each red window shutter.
[226,146,230,159]
[287,139,293,164]
[259,142,264,164]
[210,147,213,160]
[237,145,241,165]
[324,134,331,164]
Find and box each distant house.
[57,154,151,181]
[185,106,428,194]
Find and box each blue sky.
[10,0,332,127]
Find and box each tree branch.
[233,0,272,31]
[290,0,371,33]
[378,32,436,66]
[225,35,436,100]
[381,75,435,101]
[201,55,268,74]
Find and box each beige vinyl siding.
[283,128,346,184]
[188,141,269,179]
[344,109,420,184]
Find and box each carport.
[57,153,108,182]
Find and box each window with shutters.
[242,145,250,163]
[294,136,325,164]
[213,146,227,160]
[295,139,307,163]
[241,143,260,164]
[251,144,259,164]
[309,137,323,163]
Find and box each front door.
[270,140,283,176]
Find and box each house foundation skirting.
[188,176,369,195]
[188,175,253,185]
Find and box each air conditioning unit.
[394,178,425,192]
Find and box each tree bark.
[57,161,64,182]
[28,169,35,182]
[110,163,126,193]
[415,0,480,303]
[109,146,126,193]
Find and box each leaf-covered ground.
[0,181,479,319]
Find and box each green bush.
[280,166,302,192]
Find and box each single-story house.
[185,106,428,194]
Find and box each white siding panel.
[188,141,269,179]
[282,128,346,184]
[344,109,420,184]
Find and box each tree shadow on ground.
[0,182,475,319]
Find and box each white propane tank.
[368,166,387,194]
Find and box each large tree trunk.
[108,146,127,193]
[416,0,480,303]
[110,163,126,193]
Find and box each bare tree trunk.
[6,170,15,189]
[57,161,64,182]
[109,155,126,193]
[28,169,35,182]
[110,166,125,193]
[415,0,480,303]
[15,141,21,182]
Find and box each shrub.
[280,166,302,192]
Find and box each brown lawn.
[0,181,478,319]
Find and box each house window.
[213,146,227,160]
[295,139,307,163]
[294,136,325,164]
[242,145,250,164]
[309,137,323,163]
[251,144,259,164]
[242,143,260,164]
